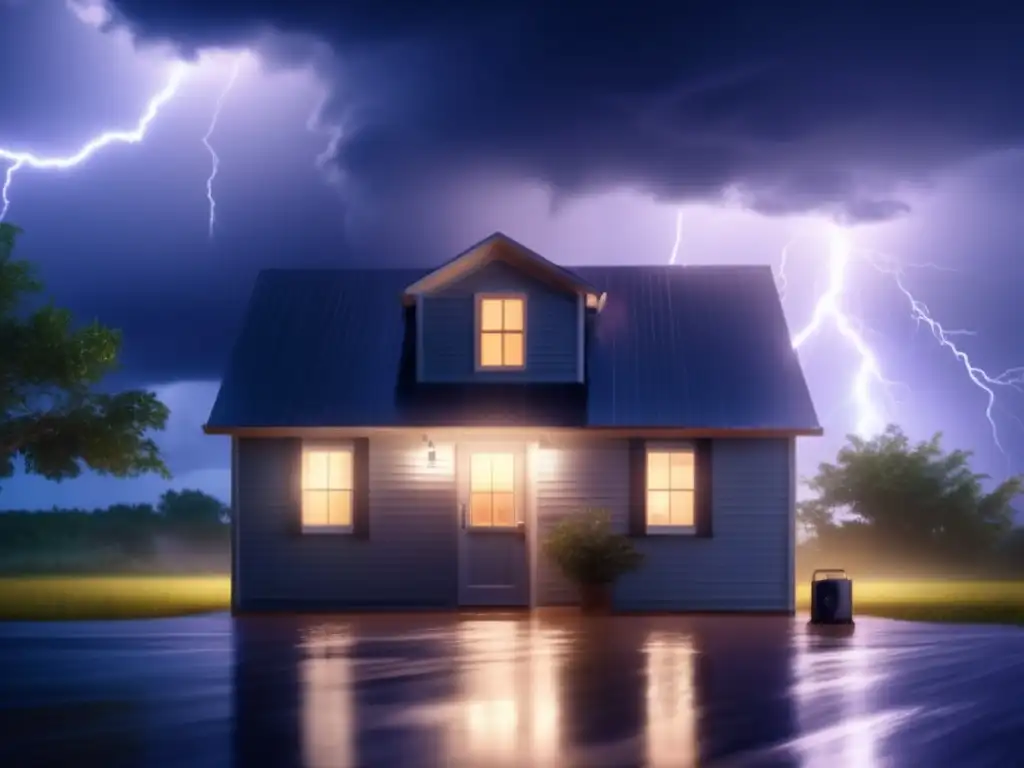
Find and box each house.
[204,232,821,614]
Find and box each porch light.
[423,436,437,467]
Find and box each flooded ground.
[0,613,1021,767]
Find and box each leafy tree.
[0,223,170,484]
[799,425,1022,563]
[158,489,228,529]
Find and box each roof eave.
[203,423,824,437]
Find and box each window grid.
[469,452,516,528]
[646,450,696,531]
[478,297,525,369]
[302,448,354,531]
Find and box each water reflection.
[791,627,914,767]
[299,626,354,768]
[10,613,1024,768]
[452,619,562,766]
[644,631,698,767]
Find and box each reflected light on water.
[455,620,562,766]
[644,632,698,768]
[300,627,354,767]
[791,631,907,767]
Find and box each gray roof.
[206,265,820,432]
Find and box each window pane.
[490,453,514,491]
[304,451,330,490]
[470,492,492,526]
[669,451,695,490]
[492,492,515,526]
[647,491,670,526]
[670,490,694,526]
[503,299,524,331]
[470,454,493,491]
[481,299,504,331]
[302,490,329,526]
[480,332,503,367]
[328,490,352,527]
[647,452,670,490]
[503,332,524,367]
[328,451,352,490]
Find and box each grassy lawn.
[0,576,230,621]
[796,579,1024,626]
[0,576,1021,624]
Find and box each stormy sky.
[3,0,1024,510]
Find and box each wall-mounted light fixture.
[422,435,437,467]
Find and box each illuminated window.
[478,296,525,369]
[302,446,353,531]
[646,450,695,532]
[469,453,516,527]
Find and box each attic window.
[477,295,525,369]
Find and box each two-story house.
[204,232,821,613]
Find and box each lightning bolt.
[202,56,245,238]
[885,268,1024,454]
[788,229,894,438]
[783,225,1023,454]
[668,209,684,265]
[0,62,188,222]
[669,209,1024,455]
[305,89,344,184]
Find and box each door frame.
[455,440,535,608]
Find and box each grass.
[0,576,1021,624]
[796,579,1024,626]
[0,576,230,621]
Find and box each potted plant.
[543,508,644,614]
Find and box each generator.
[810,569,854,625]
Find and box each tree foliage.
[0,222,170,484]
[799,424,1022,569]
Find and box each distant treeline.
[795,524,1024,583]
[3,487,1022,581]
[0,490,230,574]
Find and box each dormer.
[403,233,606,384]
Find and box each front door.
[457,443,530,607]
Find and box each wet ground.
[0,613,1022,768]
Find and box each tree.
[799,424,1022,565]
[158,489,228,528]
[0,222,170,483]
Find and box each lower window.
[646,449,695,533]
[301,446,353,532]
[469,452,516,527]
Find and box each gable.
[403,232,604,308]
[416,258,582,383]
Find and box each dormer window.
[477,295,525,369]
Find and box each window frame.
[645,444,697,536]
[300,441,355,535]
[474,293,528,371]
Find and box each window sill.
[467,525,524,534]
[302,525,353,535]
[646,525,697,536]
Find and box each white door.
[456,443,530,607]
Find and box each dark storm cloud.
[105,1,1024,224]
